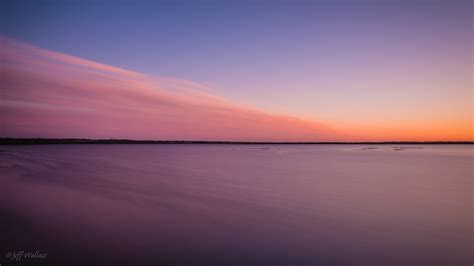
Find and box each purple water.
[1,144,472,265]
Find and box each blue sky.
[1,0,472,140]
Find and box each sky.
[1,0,472,141]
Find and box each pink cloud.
[0,37,343,141]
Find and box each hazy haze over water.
[0,144,472,265]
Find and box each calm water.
[0,144,472,266]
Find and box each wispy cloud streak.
[1,37,343,141]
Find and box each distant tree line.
[0,138,471,145]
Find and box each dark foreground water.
[0,144,472,266]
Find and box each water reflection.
[1,145,472,265]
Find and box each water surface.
[0,144,472,265]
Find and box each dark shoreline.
[0,138,472,145]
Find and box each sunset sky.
[1,0,472,141]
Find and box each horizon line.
[1,138,472,145]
